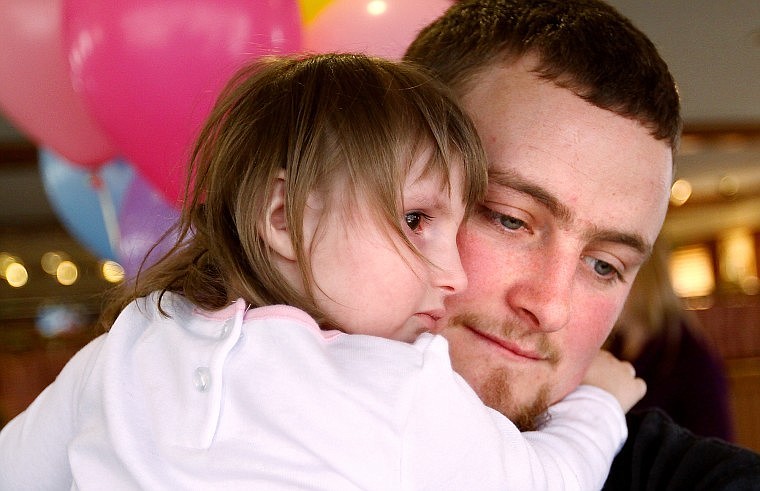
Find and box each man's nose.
[507,246,574,332]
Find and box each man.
[405,0,760,488]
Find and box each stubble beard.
[477,366,551,431]
[447,312,557,431]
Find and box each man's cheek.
[584,294,621,343]
[458,223,503,266]
[564,303,619,377]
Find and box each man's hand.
[582,350,646,412]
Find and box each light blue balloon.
[38,148,134,260]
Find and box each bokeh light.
[6,262,29,288]
[41,251,65,275]
[670,179,692,206]
[56,260,79,286]
[101,260,125,283]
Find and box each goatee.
[445,311,558,431]
[478,367,551,431]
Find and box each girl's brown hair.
[100,53,487,329]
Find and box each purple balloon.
[117,172,180,278]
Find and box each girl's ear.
[260,171,297,261]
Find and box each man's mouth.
[445,312,560,365]
[467,326,546,361]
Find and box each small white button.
[193,367,211,392]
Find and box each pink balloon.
[63,0,303,204]
[303,0,452,60]
[0,0,117,168]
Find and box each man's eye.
[586,257,621,281]
[481,208,528,233]
[499,214,525,231]
[593,260,615,276]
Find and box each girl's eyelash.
[404,211,433,232]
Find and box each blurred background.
[1,0,759,451]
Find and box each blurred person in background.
[605,239,735,441]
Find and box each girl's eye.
[404,212,429,232]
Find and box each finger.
[636,377,647,398]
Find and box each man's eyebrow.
[488,169,651,256]
[584,228,651,257]
[488,169,573,224]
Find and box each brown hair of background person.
[605,239,735,441]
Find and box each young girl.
[0,53,644,490]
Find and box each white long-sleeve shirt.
[0,292,626,490]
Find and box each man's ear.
[259,171,297,261]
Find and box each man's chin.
[441,317,553,431]
[477,367,551,432]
